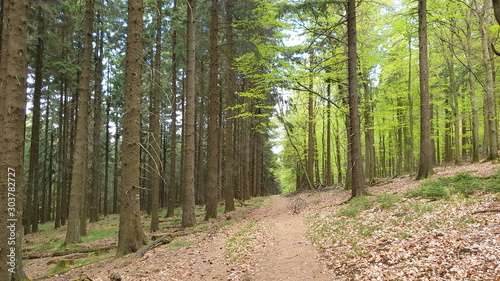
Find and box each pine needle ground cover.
[307,174,500,280]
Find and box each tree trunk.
[347,0,366,197]
[167,0,178,218]
[104,99,110,215]
[466,19,480,163]
[0,0,29,278]
[205,0,220,220]
[27,7,45,234]
[182,0,197,228]
[363,78,375,181]
[113,132,120,214]
[325,83,333,186]
[416,0,434,180]
[306,69,314,190]
[480,0,498,161]
[90,13,104,223]
[117,0,148,255]
[149,0,163,232]
[405,34,415,173]
[64,0,94,245]
[224,0,236,212]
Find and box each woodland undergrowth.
[307,172,500,280]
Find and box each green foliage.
[335,196,374,217]
[376,193,402,209]
[406,172,500,200]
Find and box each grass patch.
[405,171,500,201]
[335,196,374,217]
[376,193,402,209]
[34,240,63,251]
[225,219,261,262]
[82,228,116,243]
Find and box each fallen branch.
[472,209,500,214]
[134,235,173,258]
[24,245,115,260]
[134,228,198,258]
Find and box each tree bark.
[27,6,46,234]
[182,0,197,228]
[90,12,104,223]
[0,0,29,278]
[347,0,366,197]
[416,0,434,180]
[466,18,480,163]
[205,0,220,220]
[117,0,148,256]
[64,0,94,245]
[148,0,163,232]
[167,0,178,218]
[480,0,498,161]
[224,0,236,212]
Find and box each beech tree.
[416,0,434,179]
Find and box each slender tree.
[149,0,163,232]
[117,0,148,255]
[167,0,178,218]
[27,6,46,234]
[223,0,236,213]
[205,0,220,220]
[182,0,197,228]
[416,0,433,179]
[64,0,95,245]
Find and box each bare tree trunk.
[167,0,178,218]
[347,0,366,197]
[65,0,94,245]
[325,83,333,186]
[205,0,220,220]
[182,0,197,228]
[27,6,46,233]
[480,0,498,161]
[416,0,434,180]
[466,18,480,163]
[149,0,163,232]
[113,132,120,214]
[224,0,236,212]
[117,0,148,255]
[0,0,29,278]
[90,12,104,223]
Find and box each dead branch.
[135,228,198,258]
[472,209,500,214]
[134,235,173,258]
[24,245,115,260]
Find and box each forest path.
[246,194,332,281]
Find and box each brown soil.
[24,161,500,281]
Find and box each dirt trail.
[39,195,331,281]
[248,195,331,281]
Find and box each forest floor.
[24,161,500,280]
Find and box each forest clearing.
[23,161,500,280]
